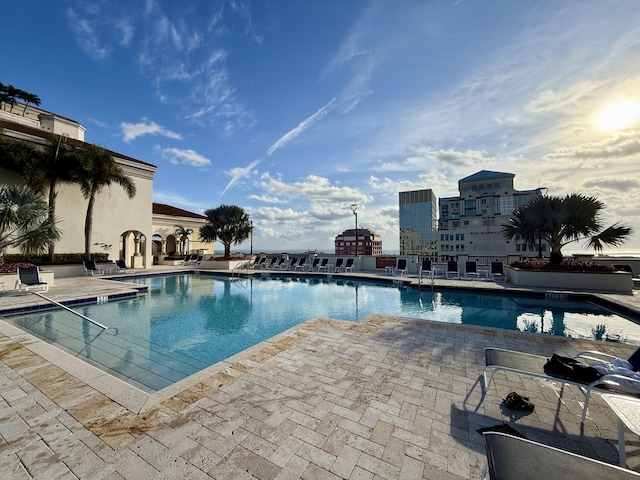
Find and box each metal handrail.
[34,292,108,329]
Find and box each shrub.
[0,262,36,274]
[1,253,110,266]
[509,261,615,273]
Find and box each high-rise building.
[438,170,546,262]
[399,189,438,258]
[335,228,383,256]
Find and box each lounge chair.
[83,260,105,276]
[307,258,320,271]
[464,261,480,280]
[316,258,329,272]
[333,258,344,272]
[262,257,278,270]
[490,261,506,282]
[273,257,287,270]
[482,347,640,429]
[280,257,297,270]
[294,257,307,271]
[253,257,266,269]
[180,254,192,265]
[446,260,459,279]
[393,258,408,276]
[114,259,132,273]
[420,260,432,278]
[481,432,640,480]
[192,255,203,266]
[343,258,355,272]
[16,266,48,292]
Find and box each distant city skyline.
[3,1,640,254]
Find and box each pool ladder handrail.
[418,267,435,290]
[34,292,108,329]
[231,260,251,277]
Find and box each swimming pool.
[3,273,640,392]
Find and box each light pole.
[350,204,358,256]
[250,220,253,255]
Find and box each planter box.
[0,270,55,290]
[506,266,633,293]
[198,258,251,270]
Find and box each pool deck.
[1,266,640,479]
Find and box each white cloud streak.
[155,146,211,166]
[220,159,261,197]
[266,98,337,156]
[121,119,183,142]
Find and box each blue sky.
[4,0,640,254]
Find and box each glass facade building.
[399,189,438,258]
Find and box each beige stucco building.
[1,103,213,267]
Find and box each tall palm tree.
[0,184,60,256]
[1,134,80,261]
[503,193,633,264]
[20,91,41,115]
[174,225,193,255]
[75,144,136,261]
[199,205,251,258]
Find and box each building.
[398,189,438,258]
[335,228,382,256]
[438,170,546,262]
[1,102,214,268]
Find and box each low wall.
[506,266,633,293]
[1,270,55,289]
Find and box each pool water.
[3,273,639,392]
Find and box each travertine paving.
[1,271,640,478]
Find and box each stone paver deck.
[1,268,640,479]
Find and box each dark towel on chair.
[544,354,602,384]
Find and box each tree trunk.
[47,181,57,262]
[224,243,231,258]
[84,188,97,261]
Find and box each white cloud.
[266,98,337,156]
[155,146,211,167]
[121,119,183,142]
[220,159,261,197]
[260,173,371,204]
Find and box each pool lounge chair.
[262,257,278,270]
[294,257,307,271]
[16,266,48,292]
[83,260,105,276]
[333,258,344,272]
[343,258,355,272]
[393,258,408,276]
[114,259,132,273]
[253,257,266,269]
[316,258,329,272]
[446,260,459,279]
[307,258,320,271]
[490,261,506,282]
[481,432,640,480]
[180,254,192,265]
[464,261,480,280]
[280,257,298,270]
[482,347,640,429]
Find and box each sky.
[3,0,640,255]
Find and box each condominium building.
[399,189,438,258]
[335,228,383,256]
[438,170,546,262]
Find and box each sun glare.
[594,98,640,132]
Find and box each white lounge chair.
[16,266,48,292]
[393,258,408,276]
[464,261,480,280]
[481,432,640,480]
[482,347,640,430]
[344,258,355,272]
[490,261,506,281]
[83,260,105,276]
[446,260,459,279]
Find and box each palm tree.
[20,91,41,115]
[199,205,251,258]
[1,134,80,261]
[75,144,136,260]
[503,193,633,264]
[0,184,60,256]
[174,225,193,255]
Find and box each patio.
[1,269,640,478]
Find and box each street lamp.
[350,204,358,256]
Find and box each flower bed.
[506,265,632,293]
[509,261,615,273]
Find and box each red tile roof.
[152,203,206,219]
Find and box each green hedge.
[2,253,110,266]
